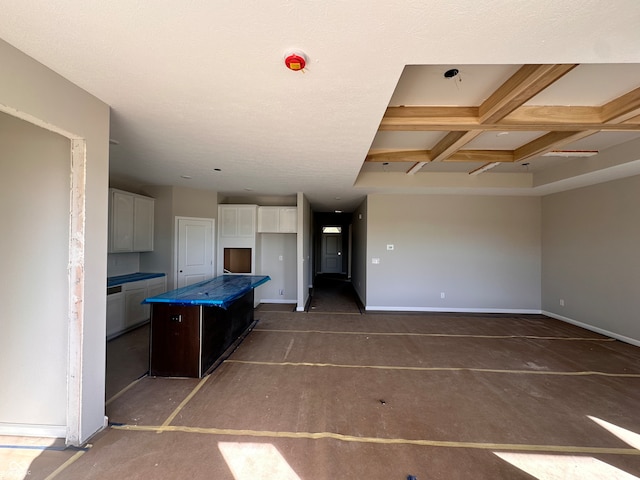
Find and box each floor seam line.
[158,375,210,432]
[223,360,640,377]
[110,424,640,456]
[252,329,616,341]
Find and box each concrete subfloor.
[3,280,640,479]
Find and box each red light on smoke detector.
[284,53,306,71]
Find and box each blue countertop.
[107,272,166,287]
[143,274,270,309]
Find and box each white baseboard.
[260,299,296,304]
[0,423,66,438]
[365,306,542,314]
[542,310,640,347]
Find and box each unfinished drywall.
[542,175,640,344]
[366,194,541,312]
[0,39,110,443]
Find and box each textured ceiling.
[1,1,640,211]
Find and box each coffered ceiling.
[362,64,640,179]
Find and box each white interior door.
[176,217,214,288]
[321,233,342,274]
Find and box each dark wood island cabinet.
[144,275,270,378]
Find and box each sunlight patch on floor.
[494,452,638,479]
[0,436,56,480]
[589,416,640,450]
[218,442,302,480]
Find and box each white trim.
[542,311,640,347]
[365,306,542,314]
[0,423,66,439]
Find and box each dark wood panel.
[149,304,201,377]
[201,290,254,374]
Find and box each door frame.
[174,216,215,289]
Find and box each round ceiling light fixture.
[284,51,307,71]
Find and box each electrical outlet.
[372,258,380,264]
[387,244,394,251]
[279,289,284,295]
[560,299,565,306]
[440,292,446,299]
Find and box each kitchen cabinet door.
[133,195,154,251]
[124,281,149,328]
[106,292,125,339]
[109,191,134,252]
[257,207,279,232]
[279,207,297,233]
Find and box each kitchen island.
[144,275,270,378]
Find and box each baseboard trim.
[259,299,297,304]
[542,310,640,347]
[0,423,66,438]
[365,306,542,314]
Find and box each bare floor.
[3,308,640,479]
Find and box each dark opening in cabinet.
[224,248,251,273]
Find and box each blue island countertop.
[107,272,166,287]
[143,274,270,309]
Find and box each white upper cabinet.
[220,205,256,238]
[258,206,297,233]
[109,189,155,252]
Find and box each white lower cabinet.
[124,280,149,329]
[106,291,125,339]
[107,276,167,340]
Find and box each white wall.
[366,194,541,312]
[0,39,110,443]
[0,113,70,430]
[542,175,640,344]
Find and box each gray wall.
[542,175,640,344]
[351,198,368,305]
[0,113,70,429]
[297,193,312,310]
[366,194,541,312]
[140,185,218,289]
[257,233,297,303]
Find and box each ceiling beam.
[600,86,640,124]
[380,106,640,131]
[478,64,578,124]
[367,149,514,163]
[513,130,598,162]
